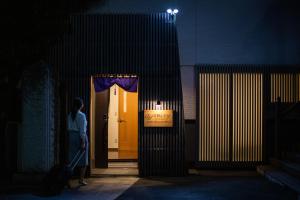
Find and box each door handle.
[118,119,126,123]
[103,114,108,122]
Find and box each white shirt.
[67,111,87,139]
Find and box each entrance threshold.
[91,162,138,177]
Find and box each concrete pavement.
[0,177,139,200]
[0,173,297,200]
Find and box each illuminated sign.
[144,110,173,127]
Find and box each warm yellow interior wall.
[118,87,138,153]
[90,77,96,161]
[108,85,119,149]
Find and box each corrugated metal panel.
[48,14,185,176]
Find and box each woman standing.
[67,97,88,186]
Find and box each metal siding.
[48,14,185,176]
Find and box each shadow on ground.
[116,175,297,200]
[0,174,297,200]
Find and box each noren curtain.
[93,77,138,93]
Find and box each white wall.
[108,85,119,149]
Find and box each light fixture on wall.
[156,100,161,110]
[167,8,178,14]
[166,8,179,23]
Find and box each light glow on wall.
[123,91,127,113]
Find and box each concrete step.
[281,161,300,179]
[286,153,300,164]
[0,173,44,194]
[12,173,45,185]
[91,168,138,177]
[271,158,300,178]
[257,165,300,198]
[108,162,138,168]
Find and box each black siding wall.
[48,14,185,176]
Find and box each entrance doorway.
[90,75,138,175]
[108,84,138,160]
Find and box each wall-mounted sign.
[144,110,173,127]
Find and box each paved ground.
[0,177,139,200]
[117,176,296,200]
[0,173,297,200]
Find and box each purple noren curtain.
[93,77,138,93]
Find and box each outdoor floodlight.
[166,8,179,15]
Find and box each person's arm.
[77,113,87,149]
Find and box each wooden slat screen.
[199,73,230,161]
[48,14,185,176]
[232,73,263,162]
[298,74,300,101]
[271,74,295,102]
[197,65,300,168]
[198,72,263,163]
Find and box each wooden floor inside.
[108,149,137,160]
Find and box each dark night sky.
[87,0,300,65]
[1,0,300,80]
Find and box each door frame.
[89,74,139,170]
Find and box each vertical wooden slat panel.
[217,74,220,160]
[232,73,263,162]
[249,74,252,161]
[254,73,257,161]
[199,73,230,162]
[298,74,300,101]
[232,74,236,161]
[212,74,215,160]
[271,74,297,103]
[259,73,262,161]
[238,73,241,161]
[48,14,185,176]
[197,65,300,169]
[242,74,245,161]
[209,73,213,161]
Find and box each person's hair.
[71,97,83,121]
